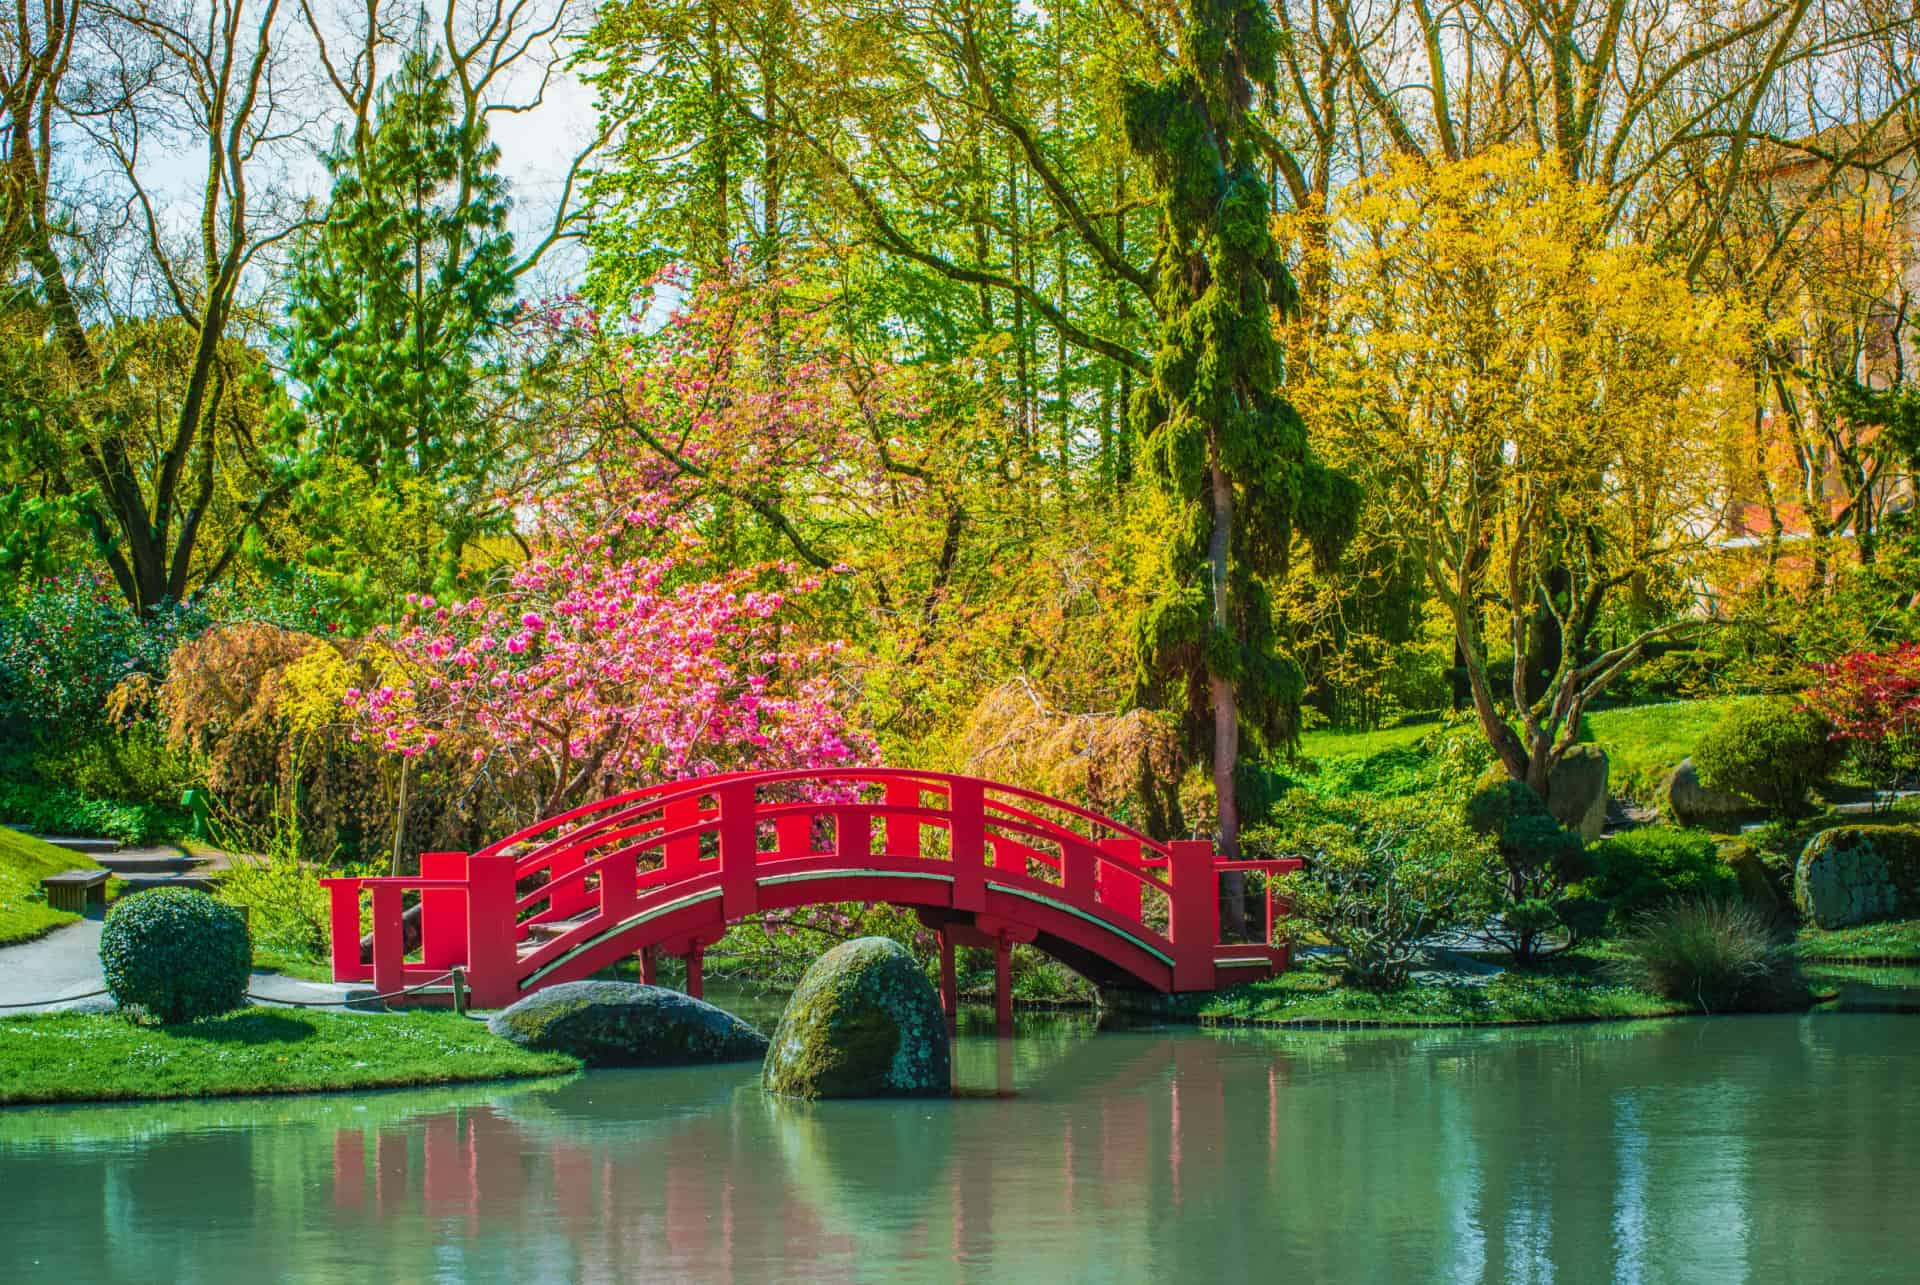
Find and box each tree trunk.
[1208,453,1246,935]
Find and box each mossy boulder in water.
[763,937,951,1099]
[487,981,768,1066]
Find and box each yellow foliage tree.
[1287,147,1754,797]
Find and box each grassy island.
[0,1009,577,1107]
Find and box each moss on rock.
[763,937,951,1099]
[1794,826,1920,929]
[486,981,768,1067]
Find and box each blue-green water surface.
[1,997,1914,1283]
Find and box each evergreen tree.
[282,46,517,593]
[1122,0,1356,894]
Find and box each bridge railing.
[325,769,1300,1004]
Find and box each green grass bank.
[0,827,110,947]
[0,1009,578,1106]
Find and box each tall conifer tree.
[1123,0,1355,900]
[283,45,516,590]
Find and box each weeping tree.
[1122,0,1355,926]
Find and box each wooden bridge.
[322,769,1299,1030]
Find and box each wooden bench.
[42,869,111,914]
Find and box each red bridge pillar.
[1167,840,1219,992]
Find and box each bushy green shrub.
[1464,779,1593,962]
[1693,696,1839,818]
[1260,793,1501,990]
[217,855,333,963]
[99,888,252,1022]
[35,723,192,812]
[0,780,181,844]
[1609,898,1810,1013]
[1578,826,1738,925]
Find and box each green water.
[2,1000,1916,1282]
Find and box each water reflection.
[3,1014,1917,1282]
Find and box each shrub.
[1693,696,1839,818]
[1261,793,1501,990]
[1801,644,1920,794]
[99,888,252,1023]
[1578,826,1738,925]
[1610,898,1811,1013]
[211,798,349,966]
[0,569,205,729]
[1464,779,1593,963]
[0,780,180,844]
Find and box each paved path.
[0,913,377,1015]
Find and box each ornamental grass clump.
[100,888,252,1023]
[1610,898,1811,1014]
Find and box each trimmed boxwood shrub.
[1578,826,1738,926]
[1693,696,1839,818]
[100,888,251,1023]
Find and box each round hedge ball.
[99,888,252,1023]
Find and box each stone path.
[0,912,375,1015]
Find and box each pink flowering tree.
[348,542,870,817]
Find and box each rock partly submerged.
[763,937,951,1099]
[487,981,768,1066]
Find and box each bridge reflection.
[319,1029,1279,1279]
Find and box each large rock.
[1794,826,1920,929]
[487,981,768,1067]
[1664,757,1749,829]
[1547,744,1610,842]
[763,937,950,1099]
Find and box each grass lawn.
[1136,955,1687,1026]
[0,827,109,947]
[0,1008,578,1105]
[251,945,339,982]
[1793,918,1920,962]
[1297,720,1435,761]
[1582,696,1754,804]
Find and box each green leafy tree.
[1120,0,1355,896]
[281,46,518,596]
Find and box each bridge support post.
[685,944,704,1000]
[938,930,957,1034]
[994,936,1013,1038]
[639,946,657,986]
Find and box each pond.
[2,993,1915,1282]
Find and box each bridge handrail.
[504,798,1182,923]
[480,768,1177,873]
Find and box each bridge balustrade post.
[600,849,635,923]
[371,883,405,996]
[885,779,922,857]
[950,778,985,911]
[420,852,468,970]
[1062,841,1096,902]
[716,781,758,920]
[1096,839,1144,921]
[1167,840,1219,991]
[326,879,366,983]
[464,854,520,1009]
[664,797,701,874]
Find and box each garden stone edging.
[762,936,951,1099]
[487,981,769,1066]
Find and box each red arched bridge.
[321,769,1299,1029]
